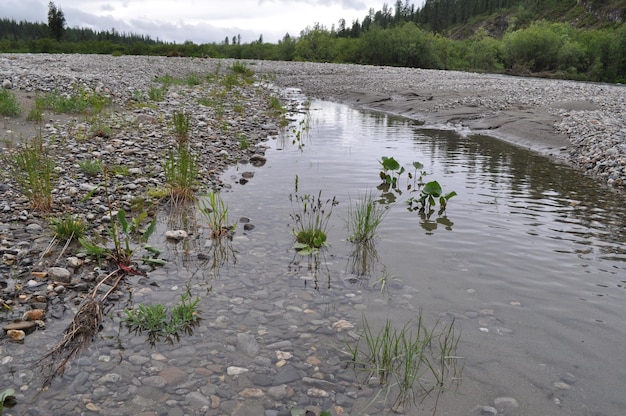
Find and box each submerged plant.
[289,177,338,256]
[123,292,201,346]
[346,191,388,245]
[346,314,463,412]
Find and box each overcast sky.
[1,0,426,44]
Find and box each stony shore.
[1,54,625,414]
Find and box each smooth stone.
[236,333,260,357]
[165,230,188,241]
[48,267,71,283]
[227,366,249,376]
[186,391,211,408]
[274,365,301,384]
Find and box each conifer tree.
[48,2,66,41]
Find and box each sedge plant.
[289,176,338,256]
[199,191,235,239]
[346,313,463,412]
[346,191,388,245]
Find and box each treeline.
[1,0,625,83]
[0,18,160,45]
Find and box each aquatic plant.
[123,292,200,345]
[346,314,463,412]
[379,156,405,189]
[407,180,457,215]
[80,209,162,269]
[346,191,388,245]
[199,191,235,238]
[289,177,338,255]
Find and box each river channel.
[3,91,626,416]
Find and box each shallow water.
[3,93,626,416]
[213,97,626,415]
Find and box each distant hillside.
[434,0,626,39]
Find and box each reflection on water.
[212,98,626,415]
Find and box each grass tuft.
[347,313,463,411]
[199,191,235,238]
[162,145,199,203]
[0,89,21,116]
[78,159,104,176]
[346,191,388,244]
[3,139,55,211]
[50,214,86,242]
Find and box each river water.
[213,95,626,415]
[3,93,626,416]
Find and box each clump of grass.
[50,214,86,242]
[199,191,235,238]
[36,87,110,114]
[3,139,55,211]
[238,135,250,150]
[185,73,201,86]
[149,86,166,101]
[267,95,286,117]
[0,89,21,116]
[123,292,200,345]
[230,61,254,77]
[78,158,104,176]
[289,176,338,256]
[347,314,463,411]
[89,119,112,138]
[172,110,191,144]
[346,191,388,244]
[162,145,199,203]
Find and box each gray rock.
[48,267,71,283]
[236,333,260,357]
[274,364,301,384]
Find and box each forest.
[1,0,625,83]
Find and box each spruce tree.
[48,2,66,41]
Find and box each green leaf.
[0,388,16,412]
[143,244,161,255]
[142,257,166,266]
[141,218,157,243]
[117,210,129,233]
[412,161,424,170]
[422,181,442,197]
[444,191,457,200]
[380,156,401,171]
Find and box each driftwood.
[36,269,124,388]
